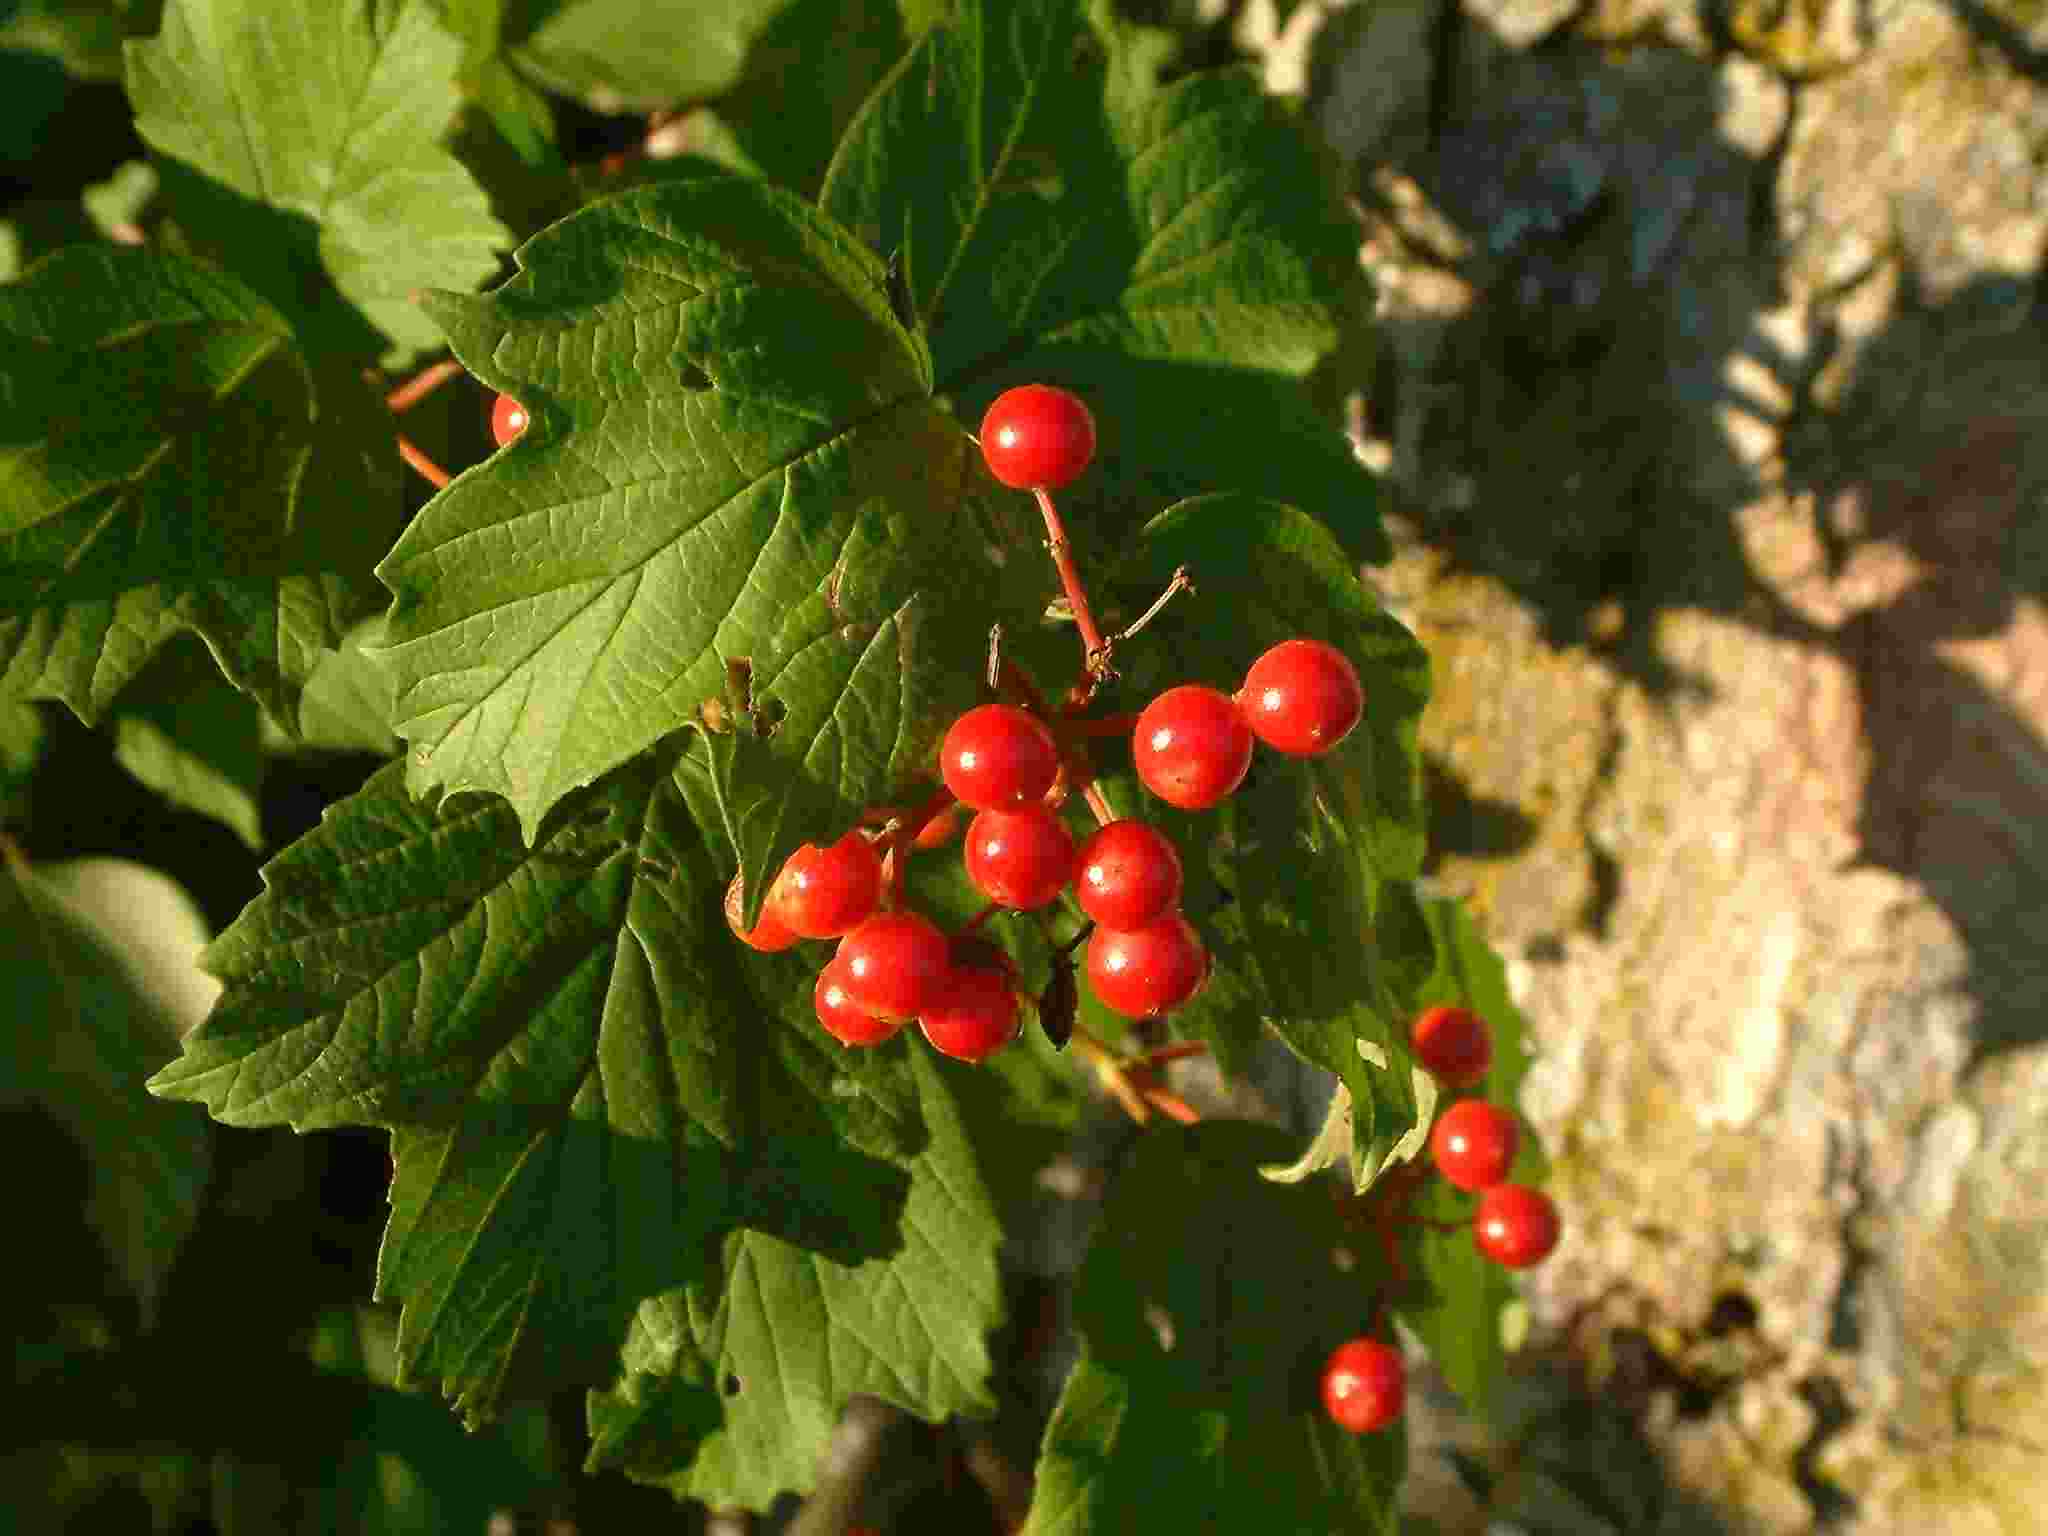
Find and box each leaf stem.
[1082,782,1115,826]
[1066,712,1139,738]
[396,435,450,489]
[385,358,464,414]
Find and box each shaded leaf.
[505,0,797,112]
[148,746,930,1419]
[0,245,402,725]
[587,1049,1002,1511]
[126,0,509,364]
[0,0,160,79]
[113,637,266,849]
[1024,1122,1402,1533]
[0,855,216,1324]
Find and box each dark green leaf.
[587,1048,1003,1511]
[0,855,215,1325]
[0,0,159,79]
[821,0,1380,562]
[1024,1122,1403,1533]
[126,0,510,365]
[388,176,1042,856]
[0,246,402,725]
[148,746,941,1418]
[113,637,266,849]
[505,0,796,112]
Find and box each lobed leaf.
[384,175,1041,881]
[0,245,401,725]
[822,0,1380,562]
[126,0,509,365]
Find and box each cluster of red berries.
[1321,1005,1561,1435]
[715,384,1368,1067]
[722,625,1364,1065]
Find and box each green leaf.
[1102,495,1433,1180]
[433,0,559,169]
[692,0,917,197]
[148,746,935,1419]
[0,855,215,1325]
[0,696,43,816]
[1392,898,1545,1424]
[503,0,794,113]
[820,0,1380,563]
[125,0,510,365]
[587,1048,1003,1511]
[113,638,266,849]
[1024,1122,1402,1534]
[0,0,160,79]
[386,176,1041,851]
[267,614,400,757]
[0,246,403,725]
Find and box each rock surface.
[1238,0,2048,1528]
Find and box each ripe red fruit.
[1074,820,1182,931]
[1409,1004,1492,1086]
[1320,1337,1405,1433]
[964,804,1077,910]
[978,384,1096,491]
[724,871,800,952]
[1473,1183,1561,1269]
[814,957,904,1047]
[1430,1099,1520,1192]
[940,704,1061,811]
[835,911,952,1022]
[1085,913,1209,1018]
[768,831,883,939]
[1132,685,1254,811]
[918,965,1021,1062]
[1239,638,1364,757]
[490,392,528,447]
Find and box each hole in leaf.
[1705,1291,1759,1337]
[723,1373,741,1397]
[679,363,712,391]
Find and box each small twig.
[1066,712,1140,739]
[999,658,1053,717]
[385,359,464,414]
[986,623,1004,691]
[1113,565,1194,646]
[1082,782,1115,827]
[396,435,450,489]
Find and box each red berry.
[1085,913,1209,1018]
[835,911,952,1022]
[1132,685,1254,811]
[940,704,1061,812]
[978,384,1096,490]
[768,831,883,939]
[918,965,1020,1062]
[490,392,528,447]
[1410,1005,1492,1085]
[1074,820,1182,931]
[964,804,1077,910]
[814,957,903,1047]
[1320,1337,1405,1433]
[1473,1184,1561,1269]
[1238,638,1364,757]
[1430,1099,1520,1192]
[724,871,800,952]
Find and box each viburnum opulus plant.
[0,0,1559,1525]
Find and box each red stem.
[1066,712,1139,738]
[1081,783,1115,827]
[1032,486,1107,665]
[386,359,464,414]
[397,435,450,489]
